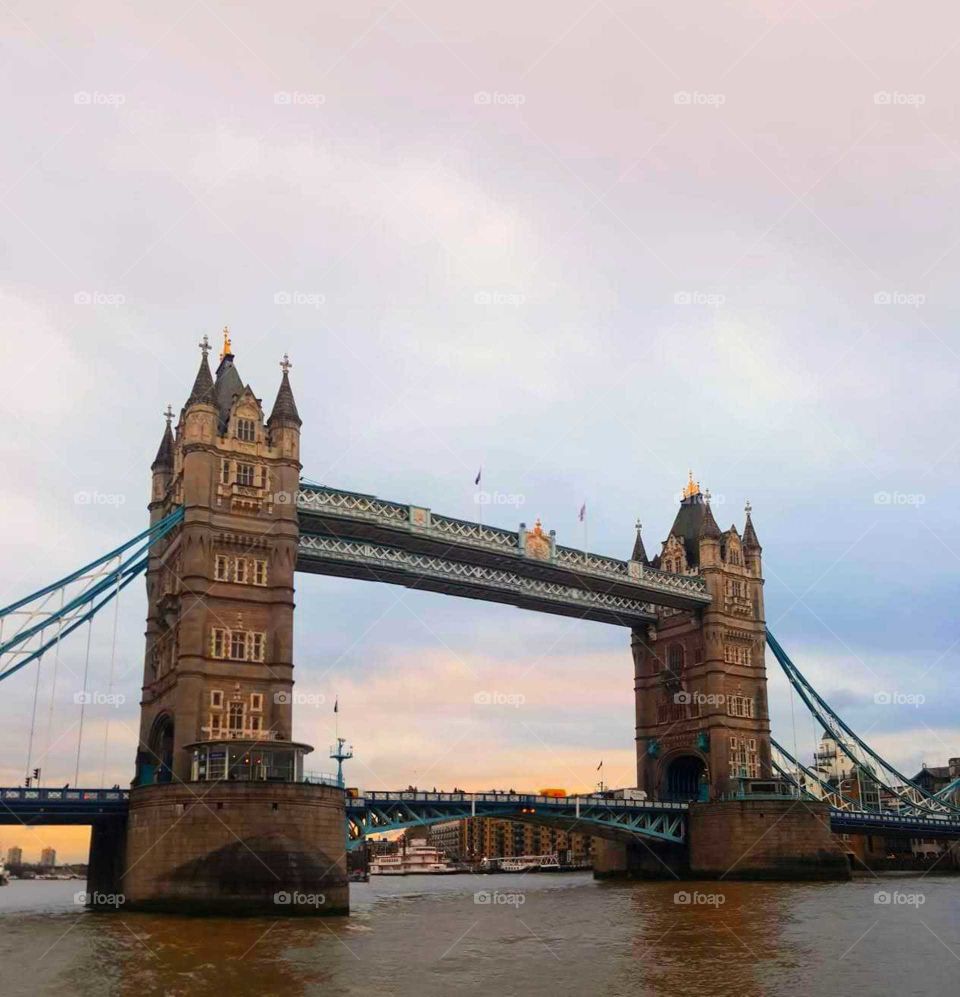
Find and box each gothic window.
[249,632,265,662]
[727,695,755,718]
[236,418,256,442]
[210,628,268,662]
[215,555,230,581]
[209,714,222,736]
[220,459,231,484]
[230,631,247,659]
[228,702,244,733]
[729,736,760,779]
[253,559,268,586]
[235,559,248,584]
[250,715,261,733]
[724,644,752,666]
[667,644,685,676]
[211,628,227,659]
[237,463,255,487]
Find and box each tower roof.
[268,354,302,427]
[699,494,721,540]
[743,502,762,550]
[151,417,175,470]
[667,472,710,565]
[185,338,215,408]
[631,520,649,564]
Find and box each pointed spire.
[186,335,215,407]
[268,353,301,427]
[743,500,761,550]
[631,519,649,564]
[151,405,175,470]
[699,488,721,539]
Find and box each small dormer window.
[237,418,256,442]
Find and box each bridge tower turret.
[121,333,348,916]
[632,475,771,802]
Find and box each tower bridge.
[1,332,958,915]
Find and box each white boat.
[370,841,455,875]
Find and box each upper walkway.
[295,484,710,626]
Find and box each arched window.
[668,644,685,676]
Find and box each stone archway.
[147,713,175,784]
[663,754,706,802]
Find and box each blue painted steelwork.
[766,630,960,817]
[344,791,688,848]
[0,787,129,825]
[0,507,184,682]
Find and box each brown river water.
[0,873,957,996]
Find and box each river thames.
[0,873,956,996]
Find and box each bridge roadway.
[3,787,960,845]
[294,484,711,626]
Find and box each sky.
[2,1,959,861]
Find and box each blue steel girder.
[345,793,688,849]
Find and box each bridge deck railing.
[351,791,688,811]
[1,788,129,803]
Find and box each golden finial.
[682,470,701,499]
[532,517,545,537]
[221,326,232,360]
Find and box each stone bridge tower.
[113,332,349,915]
[631,474,770,802]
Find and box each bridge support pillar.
[121,782,349,915]
[688,799,850,881]
[592,838,689,880]
[86,817,127,905]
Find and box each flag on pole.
[596,760,603,771]
[474,467,482,486]
[334,698,338,714]
[579,503,586,522]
